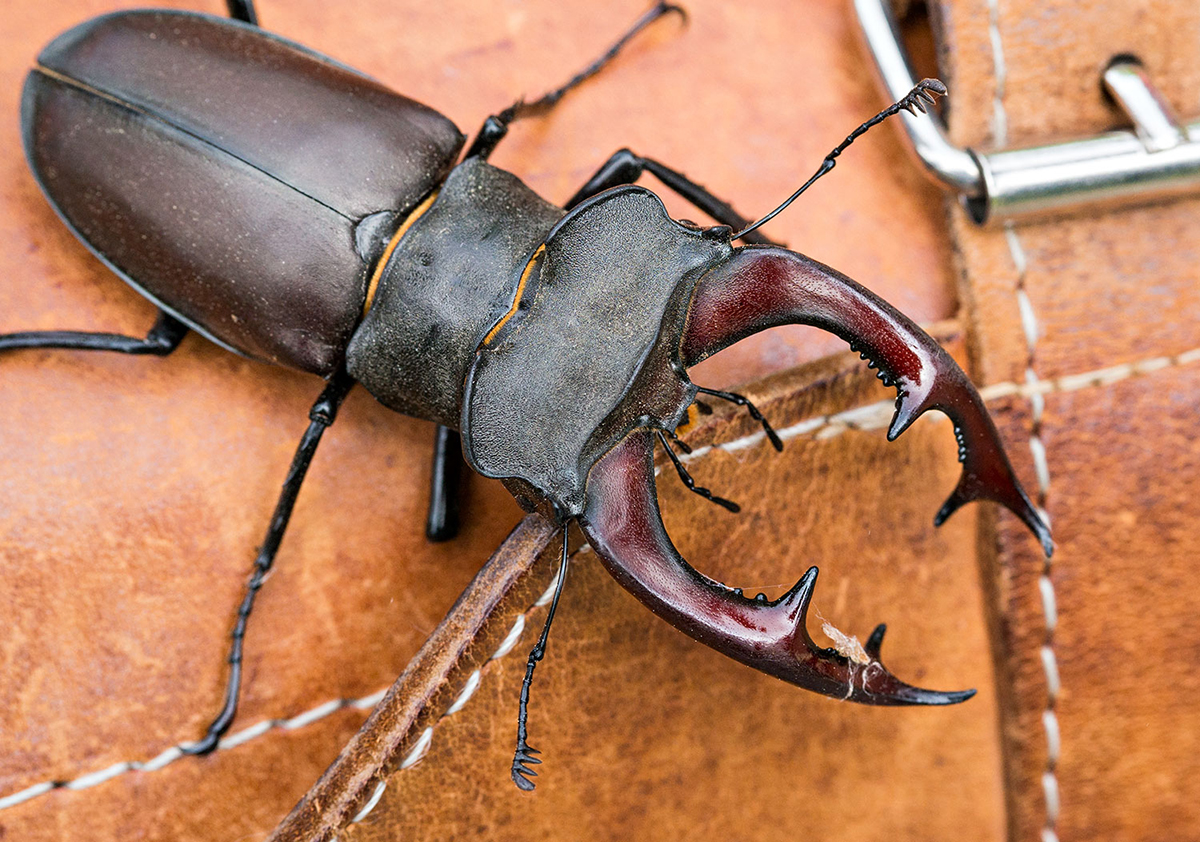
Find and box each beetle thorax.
[462,187,732,519]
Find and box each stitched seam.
[0,551,572,819]
[1005,222,1059,842]
[0,346,1192,812]
[0,689,389,810]
[341,553,573,831]
[988,5,1059,836]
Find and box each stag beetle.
[10,0,1052,791]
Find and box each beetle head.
[575,241,1051,707]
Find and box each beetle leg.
[693,386,784,451]
[0,310,188,356]
[181,369,355,755]
[225,0,257,25]
[581,432,975,705]
[511,526,572,791]
[425,426,464,542]
[682,246,1053,555]
[656,430,740,513]
[465,2,685,160]
[564,149,775,245]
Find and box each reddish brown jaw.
[683,246,1053,557]
[578,245,1051,706]
[580,433,974,705]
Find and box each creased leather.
[935,1,1200,839]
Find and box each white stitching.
[992,5,1059,821]
[990,6,1062,830]
[444,669,482,717]
[491,614,527,660]
[0,686,396,810]
[62,763,132,791]
[350,780,387,824]
[1006,216,1061,837]
[282,699,345,730]
[1007,221,1060,838]
[340,548,591,835]
[675,345,1200,466]
[0,543,579,821]
[4,342,1197,814]
[1038,576,1058,633]
[987,0,1009,147]
[398,726,434,770]
[0,782,55,811]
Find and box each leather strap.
[934,1,1200,839]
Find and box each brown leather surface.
[935,1,1200,839]
[1,0,959,840]
[272,332,1007,842]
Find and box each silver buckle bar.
[853,0,1200,224]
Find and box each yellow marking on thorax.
[482,244,544,346]
[673,402,702,438]
[363,190,439,315]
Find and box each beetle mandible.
[8,0,1053,790]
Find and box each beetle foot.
[511,740,542,791]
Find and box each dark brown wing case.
[21,10,464,374]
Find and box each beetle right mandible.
[9,0,1052,790]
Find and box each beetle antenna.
[467,2,685,160]
[656,430,740,512]
[502,2,685,123]
[512,527,572,791]
[733,79,947,241]
[695,386,783,451]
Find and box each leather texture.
[2,0,961,840]
[933,0,1200,839]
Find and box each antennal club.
[733,78,947,241]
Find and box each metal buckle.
[853,0,1200,224]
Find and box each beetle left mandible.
[8,0,1051,792]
